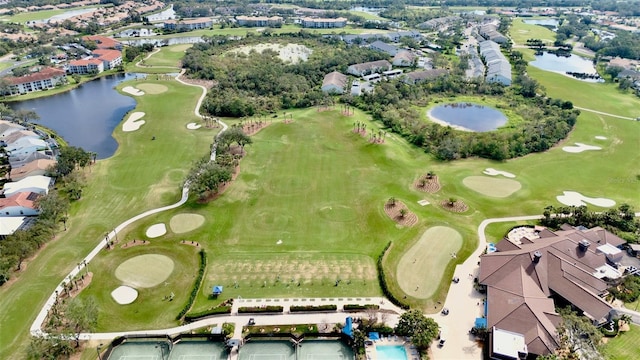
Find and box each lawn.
[0,78,215,358]
[141,44,192,68]
[510,18,557,45]
[603,324,640,360]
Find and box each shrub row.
[176,249,207,320]
[290,304,337,312]
[238,305,283,313]
[184,305,232,322]
[343,304,380,311]
[377,242,410,310]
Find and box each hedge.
[238,305,283,313]
[176,249,207,320]
[343,304,380,311]
[377,242,410,310]
[184,305,232,322]
[290,304,337,312]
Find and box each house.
[369,40,400,56]
[417,16,460,31]
[0,192,40,217]
[164,18,213,31]
[67,58,104,74]
[478,23,509,44]
[478,226,626,357]
[402,69,448,84]
[2,67,67,96]
[0,121,26,138]
[479,40,512,85]
[235,16,283,27]
[9,151,55,169]
[0,216,28,238]
[3,175,53,197]
[92,49,122,70]
[6,137,49,160]
[1,130,38,145]
[347,60,392,77]
[321,71,347,94]
[301,17,347,28]
[10,159,57,181]
[82,35,123,50]
[392,50,416,67]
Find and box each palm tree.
[419,178,427,187]
[399,208,407,218]
[426,171,435,179]
[448,197,457,206]
[387,197,396,207]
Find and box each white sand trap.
[146,223,167,238]
[562,142,601,153]
[595,136,607,140]
[186,122,201,130]
[417,200,430,206]
[483,168,516,178]
[111,285,138,305]
[276,239,283,245]
[122,86,145,96]
[123,112,146,132]
[556,191,616,207]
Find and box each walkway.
[574,106,637,121]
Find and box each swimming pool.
[376,345,408,360]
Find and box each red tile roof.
[0,191,39,210]
[82,35,121,49]
[93,49,122,61]
[69,58,103,66]
[6,67,66,85]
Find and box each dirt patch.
[180,240,201,247]
[180,76,216,89]
[440,199,469,213]
[121,240,150,249]
[384,200,418,227]
[414,175,441,193]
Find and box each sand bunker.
[186,122,202,130]
[169,213,205,234]
[115,254,175,288]
[463,176,522,198]
[111,285,138,305]
[231,43,313,64]
[135,83,168,94]
[417,200,430,206]
[122,86,145,96]
[122,112,146,132]
[556,191,616,207]
[562,143,601,153]
[483,168,516,178]
[595,136,607,140]
[146,223,167,238]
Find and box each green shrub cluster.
[343,304,380,311]
[290,304,337,312]
[184,305,232,322]
[176,250,207,321]
[238,305,283,313]
[377,242,410,310]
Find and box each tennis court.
[168,341,227,360]
[107,341,169,360]
[298,340,354,360]
[238,340,295,360]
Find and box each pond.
[428,103,507,132]
[530,52,603,82]
[11,73,143,159]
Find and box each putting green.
[462,176,522,198]
[115,254,174,288]
[397,226,462,299]
[170,213,205,234]
[135,83,168,94]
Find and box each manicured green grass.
[4,5,107,23]
[0,78,215,358]
[510,18,557,45]
[141,44,191,68]
[341,10,386,21]
[462,176,522,198]
[603,324,640,360]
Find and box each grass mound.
[115,254,175,288]
[396,226,463,299]
[170,213,206,234]
[462,176,522,198]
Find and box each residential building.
[479,23,509,44]
[1,130,38,146]
[321,71,347,94]
[236,16,283,27]
[478,225,626,357]
[402,69,448,84]
[82,35,123,50]
[369,40,400,56]
[92,49,123,70]
[301,17,347,28]
[2,67,67,96]
[347,60,392,77]
[392,50,416,67]
[6,137,48,161]
[68,58,104,74]
[0,192,40,217]
[164,18,213,31]
[417,16,460,31]
[9,151,55,169]
[0,121,26,138]
[3,175,53,197]
[0,216,28,238]
[479,40,512,86]
[10,159,57,181]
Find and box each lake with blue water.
[530,52,602,82]
[11,73,144,159]
[428,103,507,132]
